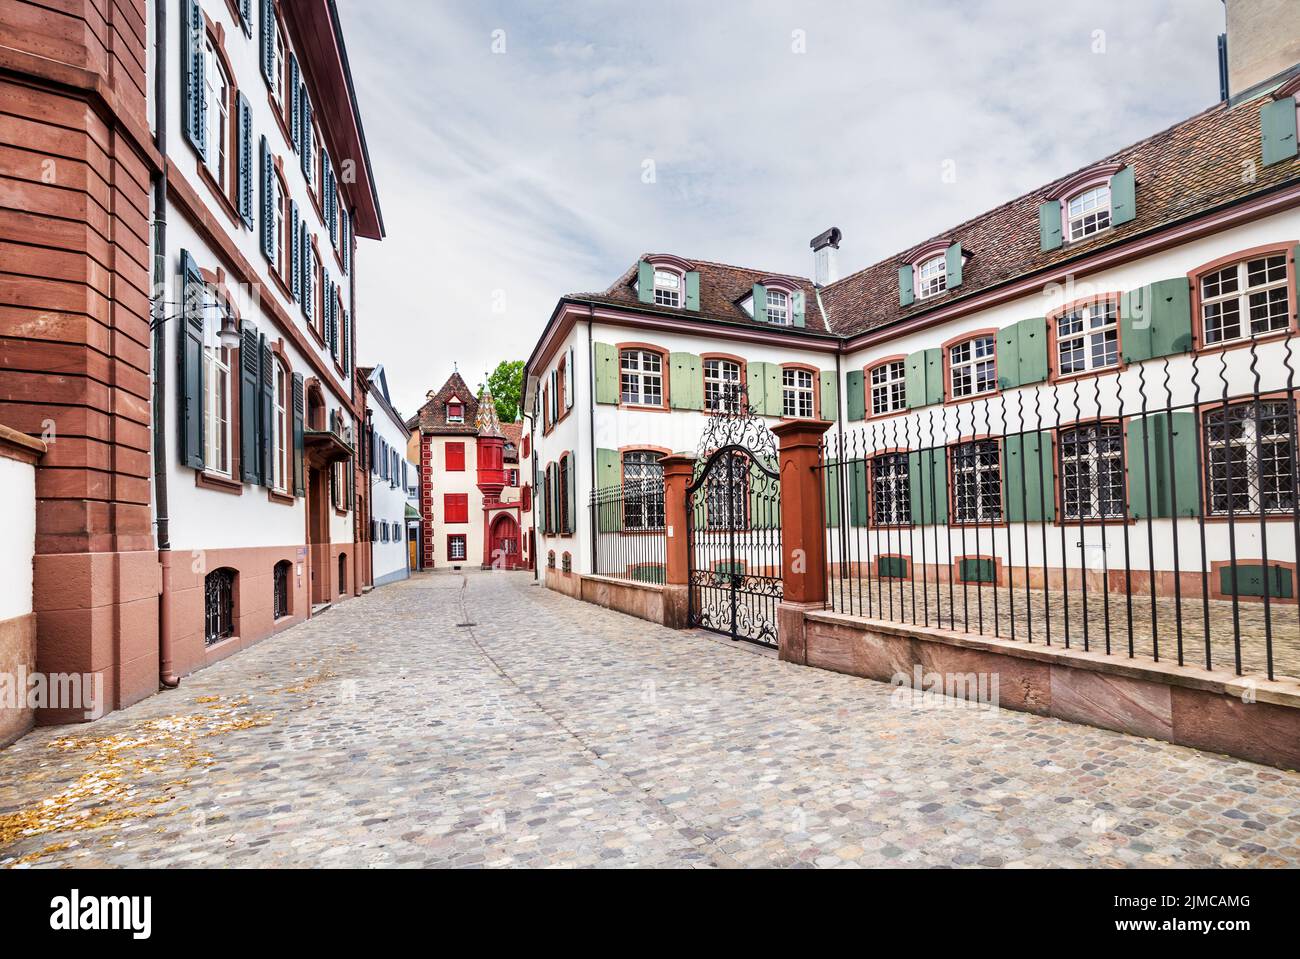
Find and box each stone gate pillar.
[659,453,695,628]
[772,419,834,664]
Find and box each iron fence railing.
[590,478,668,584]
[817,338,1300,683]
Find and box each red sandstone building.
[0,0,383,732]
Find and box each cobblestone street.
[2,570,1298,868]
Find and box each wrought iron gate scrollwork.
[686,385,782,647]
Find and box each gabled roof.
[406,371,479,434]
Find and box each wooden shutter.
[239,0,252,34]
[846,370,865,421]
[898,265,914,306]
[342,308,351,374]
[292,373,304,495]
[637,260,654,304]
[259,335,274,487]
[323,270,335,356]
[848,460,869,527]
[290,201,301,300]
[685,271,700,311]
[300,91,313,181]
[1039,201,1063,251]
[908,448,948,526]
[819,370,837,421]
[746,361,767,412]
[288,53,301,149]
[904,349,942,408]
[446,442,465,471]
[998,317,1048,389]
[1220,563,1295,599]
[259,0,275,85]
[237,93,253,228]
[763,363,782,416]
[823,458,840,527]
[752,284,768,322]
[300,223,312,318]
[564,346,574,410]
[1110,166,1136,225]
[669,352,702,410]
[1127,411,1200,518]
[593,342,618,404]
[323,154,337,246]
[749,458,774,530]
[595,449,622,532]
[260,136,274,260]
[1004,431,1054,522]
[240,324,260,484]
[792,291,806,328]
[945,243,963,289]
[1261,97,1298,166]
[564,453,577,534]
[182,0,206,156]
[1120,279,1192,363]
[178,250,205,469]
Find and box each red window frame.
[447,534,467,561]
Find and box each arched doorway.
[489,514,520,570]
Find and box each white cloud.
[336,0,1225,417]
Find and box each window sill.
[196,471,243,495]
[1195,327,1296,357]
[268,488,295,506]
[618,403,669,413]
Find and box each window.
[558,455,571,533]
[272,360,288,491]
[951,439,1003,523]
[782,368,815,418]
[704,359,742,412]
[444,493,469,524]
[870,453,911,526]
[273,173,286,278]
[653,269,680,307]
[622,451,664,529]
[271,20,286,107]
[273,560,291,619]
[1056,300,1118,376]
[448,534,467,562]
[705,453,747,530]
[949,335,996,399]
[870,361,906,416]
[338,553,347,594]
[204,568,235,645]
[1200,254,1290,346]
[561,552,572,573]
[202,299,233,477]
[507,468,519,486]
[767,288,790,325]
[447,401,464,424]
[1066,185,1111,242]
[1204,400,1296,515]
[1059,424,1125,520]
[446,442,465,471]
[203,38,230,191]
[620,349,663,406]
[917,255,947,299]
[331,460,347,510]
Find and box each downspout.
[152,0,179,688]
[586,307,596,575]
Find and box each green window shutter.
[878,557,907,578]
[1011,316,1049,386]
[239,325,260,484]
[177,250,205,470]
[564,453,577,534]
[669,352,702,410]
[182,0,206,157]
[260,136,274,261]
[1121,279,1192,362]
[260,0,275,84]
[819,370,837,421]
[1261,97,1299,166]
[1004,431,1054,522]
[924,349,943,405]
[1127,412,1200,518]
[300,91,313,182]
[259,335,274,487]
[906,349,943,408]
[1109,166,1136,225]
[299,222,312,319]
[945,242,963,289]
[746,361,767,411]
[997,324,1021,390]
[749,459,774,529]
[792,291,806,328]
[288,54,300,148]
[752,284,768,323]
[898,265,914,306]
[763,363,783,416]
[849,460,869,527]
[1220,563,1295,599]
[596,448,620,488]
[633,564,665,584]
[960,558,995,583]
[637,260,655,304]
[823,458,841,527]
[237,93,253,228]
[908,448,948,526]
[593,342,618,404]
[239,0,252,35]
[684,271,700,310]
[1039,201,1062,251]
[292,373,304,496]
[290,201,301,300]
[846,370,865,420]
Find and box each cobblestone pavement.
[2,571,1298,868]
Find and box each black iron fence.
[589,478,668,584]
[817,338,1300,683]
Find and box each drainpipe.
[152,0,179,688]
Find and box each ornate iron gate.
[686,386,782,646]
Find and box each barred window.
[1059,424,1126,520]
[449,535,468,561]
[620,349,663,406]
[1204,400,1296,515]
[951,440,1003,523]
[949,336,996,399]
[622,450,664,529]
[705,453,747,530]
[870,453,911,526]
[704,359,742,412]
[1066,185,1111,241]
[273,560,291,620]
[870,361,906,416]
[1200,254,1290,346]
[917,255,946,299]
[204,568,235,646]
[782,368,814,418]
[1056,300,1118,376]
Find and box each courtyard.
[1,570,1297,868]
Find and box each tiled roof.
[500,422,523,446]
[407,371,479,434]
[570,256,830,333]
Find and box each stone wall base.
[793,608,1300,771]
[545,572,687,629]
[0,612,36,747]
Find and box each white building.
[361,366,414,587]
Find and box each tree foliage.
[487,360,525,424]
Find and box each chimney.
[810,227,842,287]
[1224,0,1300,98]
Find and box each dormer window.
[447,400,464,424]
[1066,185,1111,241]
[653,269,681,307]
[766,288,790,325]
[917,255,947,299]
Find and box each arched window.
[202,295,234,477]
[652,268,682,307]
[273,560,292,619]
[271,358,289,491]
[766,288,790,325]
[1065,184,1111,241]
[916,254,947,299]
[205,568,236,645]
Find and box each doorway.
[489,514,520,570]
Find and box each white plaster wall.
[428,435,484,567]
[0,457,36,621]
[369,404,411,585]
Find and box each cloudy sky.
[336,0,1227,418]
